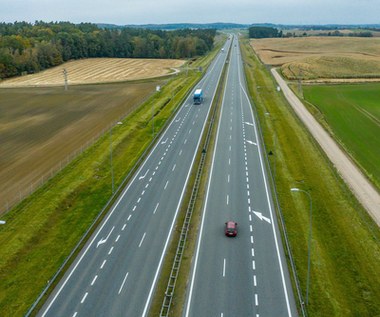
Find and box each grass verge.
[240,38,380,316]
[0,46,222,316]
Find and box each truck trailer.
[193,89,203,105]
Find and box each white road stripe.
[91,275,98,286]
[108,247,113,255]
[81,292,88,304]
[227,195,229,205]
[223,258,226,277]
[118,272,129,294]
[164,181,169,190]
[115,235,120,242]
[127,214,132,221]
[255,294,259,306]
[122,224,126,231]
[139,233,146,248]
[153,203,159,214]
[172,164,176,171]
[252,260,256,270]
[101,260,106,269]
[254,275,257,286]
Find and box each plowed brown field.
[0,58,185,87]
[0,80,163,213]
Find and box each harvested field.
[251,37,380,81]
[0,81,162,213]
[0,58,185,88]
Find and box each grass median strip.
[241,38,380,316]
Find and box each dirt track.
[271,68,380,226]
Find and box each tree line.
[0,21,216,79]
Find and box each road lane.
[184,35,298,317]
[38,38,232,317]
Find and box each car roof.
[226,221,236,228]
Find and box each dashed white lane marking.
[179,149,183,156]
[158,161,162,166]
[132,205,137,211]
[172,164,176,171]
[137,197,141,203]
[229,158,231,165]
[247,183,250,189]
[251,236,254,244]
[115,235,120,242]
[223,258,226,277]
[72,312,78,317]
[228,174,230,183]
[155,166,159,170]
[254,275,257,286]
[189,129,192,134]
[249,214,252,222]
[149,177,153,182]
[101,260,106,269]
[229,145,231,151]
[252,248,255,257]
[91,275,98,286]
[247,190,250,197]
[108,247,114,255]
[127,214,132,221]
[184,139,187,144]
[141,190,145,195]
[153,203,159,214]
[145,183,149,189]
[250,225,253,232]
[122,224,126,231]
[252,260,256,270]
[118,272,129,295]
[164,181,169,190]
[227,195,229,205]
[255,294,259,306]
[81,292,88,304]
[138,233,146,248]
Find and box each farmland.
[0,58,185,87]
[0,80,163,213]
[303,83,380,190]
[250,37,380,81]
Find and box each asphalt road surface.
[183,36,298,317]
[37,38,232,317]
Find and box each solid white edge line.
[237,43,293,317]
[184,36,232,317]
[142,40,229,317]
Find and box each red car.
[225,221,238,237]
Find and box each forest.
[0,21,216,79]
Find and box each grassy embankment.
[302,83,380,191]
[241,38,380,316]
[0,43,220,316]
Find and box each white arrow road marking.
[253,211,271,224]
[139,169,150,180]
[175,117,181,122]
[246,140,257,146]
[161,138,168,144]
[245,121,254,126]
[96,226,115,248]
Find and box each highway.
[37,38,231,317]
[183,36,298,317]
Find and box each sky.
[0,0,379,25]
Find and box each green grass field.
[241,38,380,316]
[303,83,380,190]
